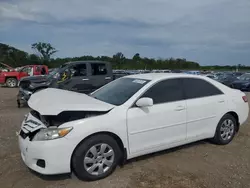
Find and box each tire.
[211,114,237,145]
[72,134,122,181]
[6,78,18,88]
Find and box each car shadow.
[1,85,18,88]
[28,168,72,181]
[28,140,209,181]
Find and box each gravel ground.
[0,87,250,188]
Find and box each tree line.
[0,42,249,71]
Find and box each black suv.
[17,61,113,107]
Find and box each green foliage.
[0,43,28,67]
[31,42,57,60]
[0,43,249,71]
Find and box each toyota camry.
[18,73,249,181]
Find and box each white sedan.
[18,73,249,181]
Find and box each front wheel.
[6,78,18,88]
[72,134,121,181]
[211,114,237,145]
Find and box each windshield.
[238,74,250,81]
[91,78,150,105]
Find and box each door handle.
[175,106,185,111]
[218,99,225,103]
[82,78,89,81]
[105,77,111,80]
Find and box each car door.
[19,66,31,78]
[127,78,187,155]
[182,78,226,140]
[88,62,112,92]
[59,63,92,93]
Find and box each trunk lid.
[28,88,115,115]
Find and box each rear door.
[88,62,112,92]
[182,78,226,139]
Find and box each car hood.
[20,75,49,83]
[28,88,115,115]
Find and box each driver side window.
[70,64,87,77]
[141,79,184,105]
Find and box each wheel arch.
[5,76,18,82]
[70,131,127,171]
[225,111,240,132]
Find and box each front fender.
[62,110,128,157]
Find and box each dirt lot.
[0,87,250,188]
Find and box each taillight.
[242,96,248,103]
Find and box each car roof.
[125,73,207,81]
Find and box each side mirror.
[136,97,153,108]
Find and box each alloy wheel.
[7,79,16,87]
[83,143,115,176]
[220,119,234,141]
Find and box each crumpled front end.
[18,112,73,174]
[18,106,110,174]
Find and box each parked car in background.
[17,61,113,107]
[232,72,244,78]
[230,73,250,91]
[151,69,171,73]
[185,71,201,75]
[215,73,238,87]
[0,63,48,87]
[205,74,218,80]
[18,73,248,181]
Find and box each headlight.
[29,84,35,89]
[32,127,73,141]
[243,83,250,87]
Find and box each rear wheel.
[211,114,237,145]
[72,134,121,181]
[6,78,18,88]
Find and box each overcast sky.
[0,0,250,65]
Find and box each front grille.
[19,81,31,90]
[20,130,28,139]
[20,129,40,140]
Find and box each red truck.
[0,63,48,87]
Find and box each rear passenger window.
[183,78,223,99]
[91,63,107,75]
[141,79,184,104]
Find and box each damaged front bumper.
[17,88,33,107]
[18,112,73,175]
